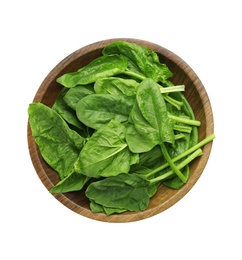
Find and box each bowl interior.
[27,38,214,222]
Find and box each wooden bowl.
[27,38,214,222]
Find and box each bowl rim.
[27,38,214,222]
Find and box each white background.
[1,0,241,259]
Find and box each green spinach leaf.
[76,93,134,130]
[136,79,174,144]
[63,84,94,110]
[102,41,173,82]
[126,78,174,153]
[52,88,84,130]
[56,54,128,88]
[86,173,150,212]
[162,165,190,189]
[126,78,187,183]
[94,77,139,96]
[89,201,127,215]
[28,102,85,179]
[74,120,138,178]
[50,171,90,193]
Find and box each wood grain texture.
[27,38,214,222]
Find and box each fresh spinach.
[28,102,85,179]
[63,84,94,110]
[74,120,139,178]
[56,54,128,88]
[28,40,215,215]
[85,140,211,214]
[52,88,84,130]
[102,41,173,82]
[50,170,90,193]
[76,93,134,130]
[89,201,127,215]
[94,77,139,96]
[86,173,150,212]
[126,78,187,183]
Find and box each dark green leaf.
[103,41,173,82]
[52,88,84,129]
[162,165,189,189]
[28,102,84,179]
[137,145,164,169]
[63,84,94,110]
[126,79,174,153]
[76,93,134,130]
[89,201,127,215]
[136,79,174,144]
[94,77,139,96]
[74,120,137,178]
[86,173,150,212]
[126,120,158,153]
[56,54,128,88]
[50,171,90,193]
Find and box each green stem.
[160,143,187,183]
[124,70,146,81]
[173,124,192,133]
[174,133,185,140]
[150,148,203,184]
[124,70,184,92]
[159,85,185,94]
[163,95,183,110]
[168,113,201,126]
[124,69,184,110]
[146,133,215,178]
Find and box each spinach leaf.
[125,78,187,183]
[76,93,134,130]
[136,79,174,144]
[89,181,158,215]
[89,201,127,215]
[50,171,90,193]
[74,120,139,178]
[126,117,166,153]
[162,165,189,189]
[133,145,164,170]
[52,88,84,130]
[139,146,162,167]
[28,102,85,179]
[86,173,150,212]
[94,77,139,96]
[63,84,94,110]
[56,54,128,88]
[126,78,174,153]
[102,41,173,82]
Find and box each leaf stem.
[174,133,185,140]
[168,113,201,126]
[160,143,187,183]
[124,70,146,81]
[159,85,185,94]
[146,133,215,178]
[149,148,203,184]
[124,70,184,109]
[164,95,183,110]
[173,124,192,133]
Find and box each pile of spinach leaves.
[28,41,215,215]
